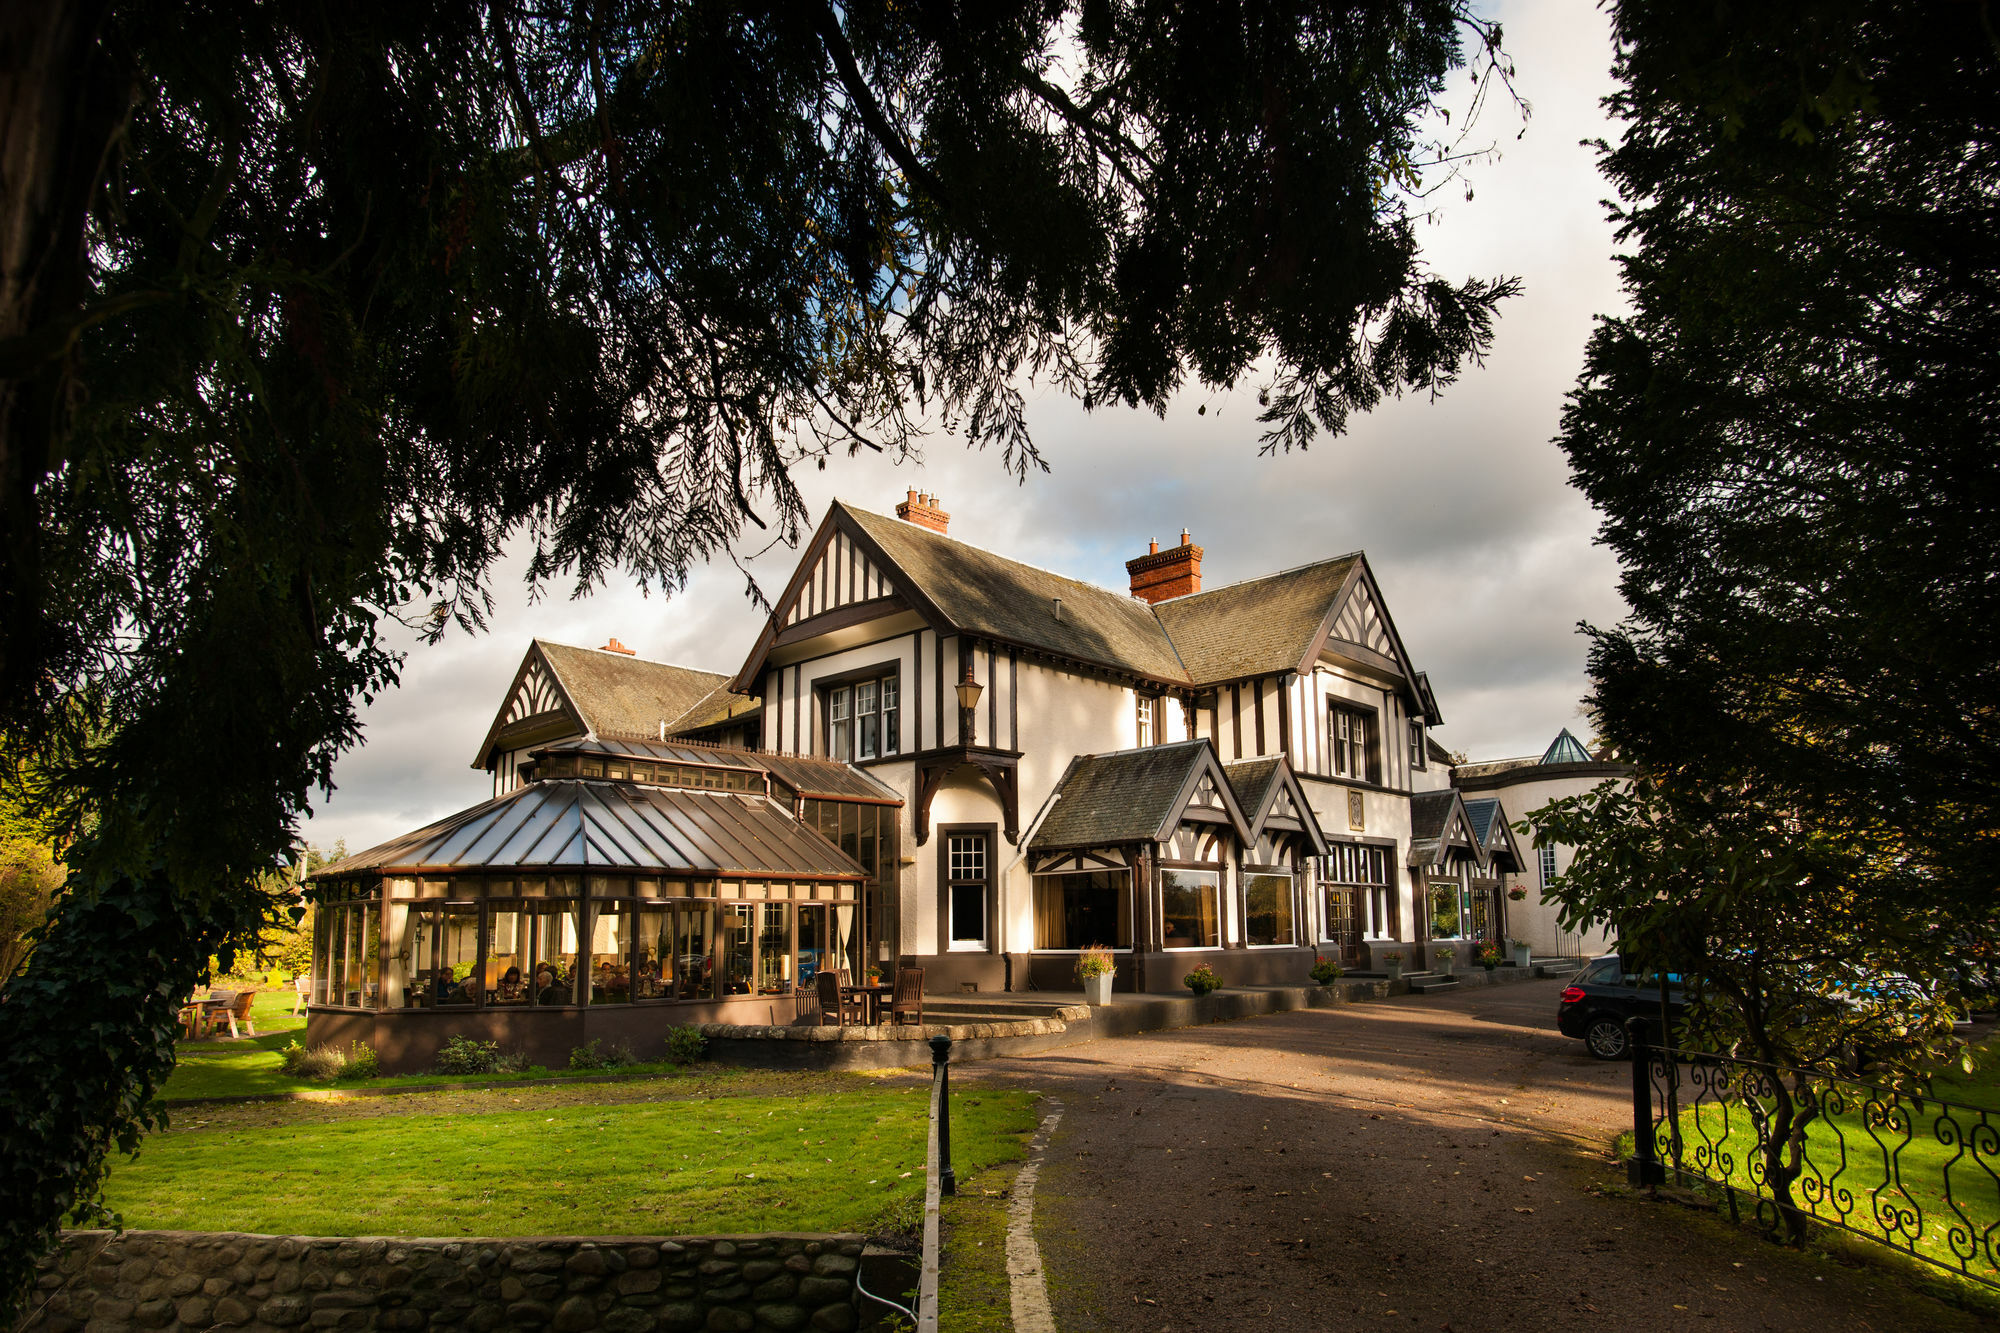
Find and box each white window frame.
[1409,719,1426,770]
[1158,868,1220,950]
[823,672,900,762]
[1538,844,1559,889]
[946,833,989,952]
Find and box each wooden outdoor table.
[843,982,893,1024]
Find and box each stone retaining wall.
[20,1231,867,1333]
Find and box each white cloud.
[310,0,1628,853]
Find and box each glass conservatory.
[304,740,896,1072]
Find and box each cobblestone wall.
[19,1231,867,1333]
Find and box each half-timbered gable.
[471,640,733,798]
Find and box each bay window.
[1031,869,1132,950]
[1159,869,1220,949]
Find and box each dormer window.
[825,672,899,761]
[1409,719,1427,770]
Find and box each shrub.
[1475,941,1502,969]
[569,1039,637,1071]
[339,1042,381,1080]
[1434,946,1456,971]
[1184,964,1220,996]
[1075,945,1115,981]
[434,1035,504,1076]
[279,1040,349,1082]
[1309,956,1344,986]
[664,1025,708,1065]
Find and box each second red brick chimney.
[600,638,637,656]
[1127,529,1202,603]
[896,489,950,535]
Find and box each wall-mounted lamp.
[955,678,984,713]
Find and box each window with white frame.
[1409,719,1426,770]
[1328,703,1376,781]
[1538,843,1558,888]
[946,833,989,950]
[1158,869,1219,949]
[825,673,899,761]
[1244,872,1296,946]
[1324,843,1393,939]
[1429,880,1467,939]
[1135,693,1160,746]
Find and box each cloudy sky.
[308,0,1630,857]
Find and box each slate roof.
[312,780,868,880]
[536,640,730,740]
[1463,797,1506,847]
[1152,557,1358,684]
[668,679,764,734]
[1410,789,1458,843]
[1222,756,1285,824]
[842,504,1190,683]
[1029,740,1217,851]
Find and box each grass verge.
[108,1082,1039,1238]
[935,1163,1020,1333]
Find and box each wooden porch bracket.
[912,746,1022,846]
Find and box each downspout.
[998,791,1064,991]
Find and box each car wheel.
[1583,1016,1629,1061]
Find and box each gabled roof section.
[1541,728,1594,765]
[1306,557,1427,702]
[1151,556,1358,685]
[841,503,1189,682]
[473,640,729,769]
[1224,756,1329,856]
[531,736,901,805]
[667,679,763,736]
[1408,788,1485,869]
[312,780,869,881]
[1462,796,1524,873]
[1030,739,1251,852]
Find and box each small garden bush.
[434,1035,504,1076]
[278,1040,379,1082]
[664,1026,708,1065]
[569,1039,637,1071]
[1184,963,1220,996]
[1309,956,1344,986]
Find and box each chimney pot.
[895,489,950,535]
[601,637,637,656]
[1149,538,1159,555]
[1125,530,1203,604]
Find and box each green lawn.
[1667,1038,2000,1287]
[108,1084,1039,1237]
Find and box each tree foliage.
[1551,3,1998,1016]
[0,0,1523,1307]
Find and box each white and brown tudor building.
[309,491,1590,1066]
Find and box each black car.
[1556,954,1688,1060]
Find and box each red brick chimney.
[896,489,950,535]
[1127,529,1202,603]
[599,638,636,656]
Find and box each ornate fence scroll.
[1630,1029,1999,1291]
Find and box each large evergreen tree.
[0,0,1522,1301]
[1551,1,1998,1047]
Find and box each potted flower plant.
[1476,941,1502,972]
[1434,945,1456,974]
[1507,886,1528,902]
[1309,955,1344,987]
[1076,945,1116,1006]
[1382,951,1404,982]
[1184,963,1220,996]
[1508,937,1532,968]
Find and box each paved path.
[966,980,1987,1331]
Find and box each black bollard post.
[1627,1016,1663,1188]
[929,1033,955,1196]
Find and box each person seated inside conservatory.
[494,965,525,1004]
[592,960,630,1004]
[534,964,565,1005]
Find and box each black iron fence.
[1628,1019,2000,1291]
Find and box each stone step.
[1406,976,1461,994]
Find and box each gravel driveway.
[967,980,1987,1331]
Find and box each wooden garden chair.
[218,988,258,1039]
[889,966,924,1026]
[291,976,310,1015]
[817,969,864,1026]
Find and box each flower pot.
[1383,963,1403,981]
[1082,972,1113,1006]
[1512,944,1532,968]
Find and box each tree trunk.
[0,0,123,709]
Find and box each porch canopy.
[307,739,889,1015]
